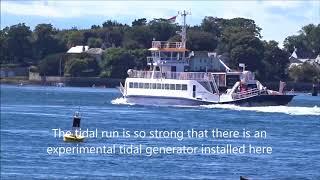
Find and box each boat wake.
[201,104,320,116]
[111,97,135,105]
[111,98,319,116]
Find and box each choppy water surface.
[1,85,319,179]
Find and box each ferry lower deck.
[123,77,221,104]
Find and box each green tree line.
[0,17,319,82]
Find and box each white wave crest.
[201,104,320,116]
[111,97,134,105]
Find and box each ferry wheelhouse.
[119,11,295,106]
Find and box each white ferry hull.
[124,94,295,106]
[125,95,212,106]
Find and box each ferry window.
[129,82,133,88]
[161,84,165,89]
[172,52,177,58]
[144,83,150,89]
[156,83,161,89]
[176,84,182,90]
[182,84,188,91]
[152,83,156,89]
[133,82,138,88]
[170,84,175,90]
[139,83,143,88]
[165,84,170,90]
[247,84,257,89]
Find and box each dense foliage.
[64,54,100,77]
[284,24,320,59]
[100,48,148,78]
[38,53,66,76]
[289,63,320,82]
[0,17,319,82]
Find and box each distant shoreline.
[1,77,317,93]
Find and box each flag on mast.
[167,15,177,23]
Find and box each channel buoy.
[240,176,249,180]
[312,83,318,96]
[63,111,85,142]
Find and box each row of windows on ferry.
[129,82,188,91]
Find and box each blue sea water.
[1,84,319,179]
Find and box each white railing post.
[232,88,262,100]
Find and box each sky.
[1,0,319,47]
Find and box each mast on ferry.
[148,10,191,78]
[179,10,191,49]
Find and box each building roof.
[289,56,320,64]
[289,53,320,69]
[315,54,320,64]
[289,56,303,64]
[289,47,320,65]
[290,47,318,60]
[86,48,104,55]
[67,46,89,54]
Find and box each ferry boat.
[118,11,295,106]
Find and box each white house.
[67,45,89,54]
[66,45,104,62]
[289,48,320,68]
[86,48,104,62]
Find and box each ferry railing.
[232,88,267,100]
[152,41,183,49]
[147,57,187,64]
[128,70,216,81]
[212,73,226,87]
